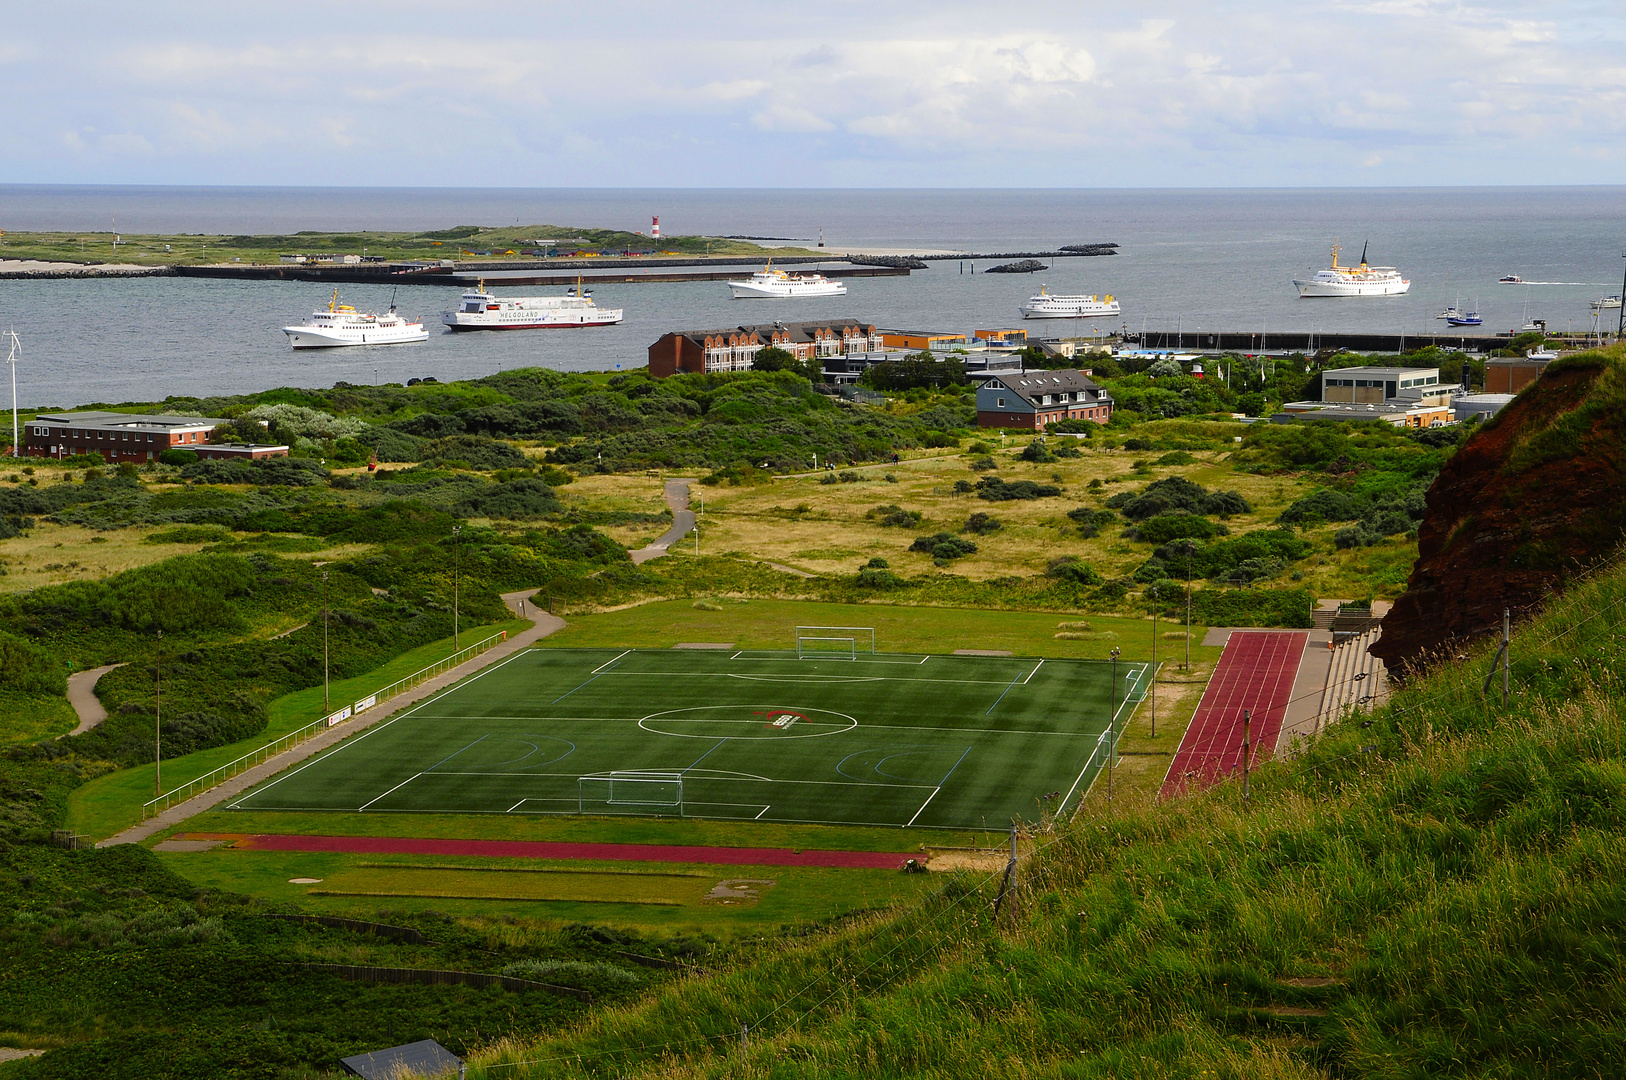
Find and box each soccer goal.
[577,772,684,815]
[795,625,876,659]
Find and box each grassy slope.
[458,561,1626,1079]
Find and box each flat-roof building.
[23,411,289,463]
[1320,366,1443,404]
[648,321,881,377]
[1484,355,1552,395]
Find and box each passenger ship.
[282,290,428,348]
[441,281,624,330]
[726,263,846,299]
[1019,284,1120,319]
[1293,241,1410,297]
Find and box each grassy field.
[64,618,529,840]
[227,646,1151,831]
[539,597,1209,662]
[154,845,937,932]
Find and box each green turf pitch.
[229,648,1150,830]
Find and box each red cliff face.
[1372,354,1626,673]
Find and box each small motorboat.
[1447,311,1483,327]
[1590,294,1622,310]
[1498,275,1524,284]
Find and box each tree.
[861,351,968,392]
[1146,358,1185,378]
[751,346,819,381]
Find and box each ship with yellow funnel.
[1293,240,1410,297]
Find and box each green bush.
[0,630,65,695]
[1134,513,1225,544]
[1046,557,1101,586]
[909,533,977,559]
[865,505,922,528]
[975,477,1061,501]
[962,512,1002,535]
[158,448,198,467]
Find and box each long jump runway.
[1160,630,1309,799]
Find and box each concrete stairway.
[1317,625,1389,727]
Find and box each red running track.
[184,833,914,870]
[1160,630,1308,799]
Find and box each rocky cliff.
[1372,347,1626,672]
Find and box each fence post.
[1241,709,1251,803]
[993,823,1018,919]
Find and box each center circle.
[639,705,858,740]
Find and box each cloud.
[2,1,1624,186]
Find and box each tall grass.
[464,558,1626,1079]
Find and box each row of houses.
[21,411,289,463]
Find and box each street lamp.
[322,570,330,709]
[1107,647,1121,804]
[154,630,163,798]
[1181,540,1196,671]
[1618,252,1626,342]
[452,525,462,649]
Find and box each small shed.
[340,1039,463,1080]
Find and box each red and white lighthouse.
[651,216,660,240]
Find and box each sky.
[3,1,1624,188]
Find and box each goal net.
[795,626,875,659]
[577,772,684,815]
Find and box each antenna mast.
[6,329,18,459]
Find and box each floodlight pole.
[1184,542,1195,672]
[1150,611,1157,738]
[154,630,163,798]
[452,525,462,650]
[1618,252,1625,342]
[6,329,18,460]
[1241,709,1252,802]
[322,570,330,709]
[1108,647,1120,805]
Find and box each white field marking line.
[730,651,744,660]
[357,772,424,811]
[904,787,942,828]
[229,646,540,804]
[1059,732,1109,810]
[591,649,633,674]
[422,768,779,782]
[506,799,529,813]
[595,671,1025,686]
[285,804,947,830]
[755,805,772,820]
[1024,659,1045,684]
[425,771,932,790]
[725,656,931,667]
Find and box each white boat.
[1590,295,1622,310]
[727,263,846,299]
[283,290,428,349]
[441,281,623,330]
[1293,241,1410,297]
[1499,275,1525,284]
[1527,346,1559,361]
[1019,284,1121,319]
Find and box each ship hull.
[1021,301,1121,319]
[442,311,623,329]
[283,325,429,348]
[1293,279,1410,297]
[728,282,846,298]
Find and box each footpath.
[630,478,696,564]
[97,589,563,848]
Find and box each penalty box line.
[405,715,1109,739]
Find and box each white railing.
[141,630,509,819]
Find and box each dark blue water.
[1,185,1622,407]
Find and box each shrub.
[866,504,922,528]
[159,448,198,467]
[962,512,1002,535]
[856,566,905,588]
[1019,440,1056,463]
[1135,513,1226,545]
[0,630,65,695]
[975,477,1061,501]
[865,557,890,569]
[1279,487,1360,523]
[969,456,998,471]
[1046,556,1101,585]
[909,533,977,559]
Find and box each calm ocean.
[1,185,1623,408]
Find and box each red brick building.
[22,411,289,463]
[647,321,880,377]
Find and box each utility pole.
[154,630,163,798]
[1108,647,1120,804]
[1241,709,1251,802]
[1150,611,1157,738]
[322,570,330,709]
[1183,541,1195,672]
[1618,252,1625,342]
[452,525,462,649]
[6,329,19,460]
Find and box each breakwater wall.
[1123,329,1511,354]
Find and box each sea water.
[0,185,1622,407]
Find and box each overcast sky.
[4,1,1623,188]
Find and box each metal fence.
[141,630,509,819]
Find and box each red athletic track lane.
[1160,630,1308,799]
[181,833,914,869]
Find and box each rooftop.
[34,410,224,430]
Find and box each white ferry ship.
[441,281,623,330]
[283,290,428,348]
[727,263,846,299]
[1019,284,1120,319]
[1293,241,1410,297]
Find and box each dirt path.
[65,664,126,736]
[630,478,697,564]
[96,590,563,848]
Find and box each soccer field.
[230,646,1150,830]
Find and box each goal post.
[577,772,684,815]
[795,626,875,659]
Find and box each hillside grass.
[455,558,1626,1080]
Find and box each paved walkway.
[97,590,562,848]
[65,663,126,736]
[630,479,696,564]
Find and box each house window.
[996,397,1005,407]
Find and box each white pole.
[7,329,18,459]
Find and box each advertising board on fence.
[327,706,352,727]
[354,694,378,713]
